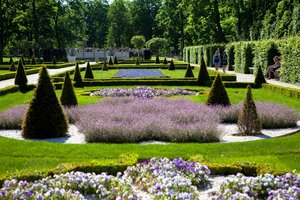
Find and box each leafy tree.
[14,59,27,90]
[146,37,168,55]
[197,56,210,85]
[168,59,175,70]
[184,64,194,77]
[131,35,146,50]
[237,85,261,135]
[84,61,94,79]
[73,62,83,87]
[60,72,78,107]
[22,66,68,139]
[254,66,266,88]
[206,74,230,106]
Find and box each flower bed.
[69,97,221,143]
[90,86,197,98]
[114,69,166,78]
[1,158,299,200]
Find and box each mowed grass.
[0,70,12,75]
[0,85,299,175]
[0,132,299,174]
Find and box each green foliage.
[21,56,26,65]
[52,56,57,65]
[73,62,83,87]
[146,37,168,54]
[114,56,118,64]
[84,61,94,79]
[60,72,78,107]
[254,66,266,88]
[14,59,28,90]
[102,60,108,71]
[30,55,36,65]
[237,85,262,136]
[262,84,300,99]
[9,56,13,65]
[184,64,194,78]
[206,74,231,106]
[135,56,140,65]
[197,56,210,86]
[236,42,255,74]
[108,57,114,65]
[226,44,235,71]
[10,60,16,71]
[163,57,168,64]
[168,59,175,70]
[130,35,146,50]
[22,66,68,139]
[155,54,160,64]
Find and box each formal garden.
[1,0,300,199]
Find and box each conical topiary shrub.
[168,59,175,70]
[206,74,231,106]
[73,62,83,87]
[22,66,68,139]
[163,57,168,64]
[184,64,194,78]
[254,66,266,88]
[21,55,26,65]
[102,60,108,71]
[237,85,262,136]
[60,72,78,107]
[108,57,114,65]
[9,56,13,65]
[135,56,140,65]
[52,56,57,64]
[156,55,160,64]
[30,55,36,65]
[114,56,118,64]
[197,56,210,86]
[84,61,94,79]
[14,59,28,91]
[10,60,16,71]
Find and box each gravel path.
[0,122,299,144]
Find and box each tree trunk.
[212,0,228,43]
[32,0,39,56]
[180,8,185,56]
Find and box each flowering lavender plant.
[90,86,198,99]
[114,69,166,78]
[70,97,221,143]
[0,105,27,129]
[209,172,300,199]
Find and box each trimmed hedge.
[91,63,190,69]
[184,36,300,84]
[262,84,300,99]
[26,62,84,69]
[0,68,41,81]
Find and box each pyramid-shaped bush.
[102,60,108,71]
[206,74,231,106]
[84,61,94,79]
[10,60,16,71]
[31,55,36,65]
[163,57,168,64]
[237,85,261,135]
[135,56,140,65]
[155,55,160,64]
[254,66,266,88]
[9,56,13,65]
[73,62,83,87]
[197,56,210,86]
[184,64,194,78]
[52,56,57,64]
[21,55,26,65]
[114,56,119,64]
[15,59,28,90]
[22,66,68,139]
[108,57,114,65]
[168,59,175,70]
[60,72,78,107]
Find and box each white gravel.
[0,122,299,144]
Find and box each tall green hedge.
[184,36,300,83]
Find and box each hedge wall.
[184,36,300,84]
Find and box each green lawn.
[0,70,12,75]
[0,85,299,175]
